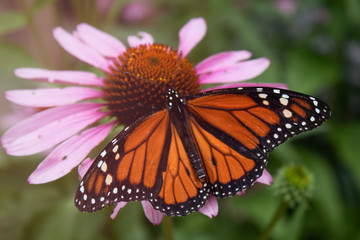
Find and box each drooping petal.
[198,58,270,84]
[198,194,218,218]
[141,201,164,225]
[28,122,114,184]
[237,191,246,196]
[236,170,272,196]
[78,157,94,179]
[76,23,126,58]
[257,169,273,186]
[127,32,154,48]
[178,17,206,57]
[195,50,252,74]
[1,103,106,156]
[203,82,288,91]
[53,27,111,72]
[110,202,128,220]
[5,87,103,107]
[14,68,105,87]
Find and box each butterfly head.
[165,88,186,110]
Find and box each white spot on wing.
[259,93,267,99]
[100,150,107,158]
[105,173,113,185]
[112,145,119,153]
[280,98,289,106]
[282,109,292,118]
[101,162,107,172]
[97,160,103,168]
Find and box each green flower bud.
[273,165,314,208]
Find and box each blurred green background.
[0,0,359,239]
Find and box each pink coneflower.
[1,17,276,224]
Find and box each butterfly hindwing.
[150,124,210,216]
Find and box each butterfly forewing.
[75,110,171,212]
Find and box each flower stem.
[259,201,288,240]
[162,216,174,240]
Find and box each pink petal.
[237,190,246,196]
[198,58,270,84]
[257,169,273,186]
[198,194,218,218]
[78,158,94,179]
[53,27,111,72]
[110,202,128,220]
[195,50,252,74]
[127,32,154,48]
[76,23,126,58]
[5,87,103,107]
[1,103,106,156]
[178,17,206,57]
[28,122,114,184]
[203,82,288,91]
[14,68,105,87]
[141,201,164,225]
[0,104,40,129]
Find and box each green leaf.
[0,41,40,90]
[0,11,27,35]
[330,122,360,191]
[346,0,360,27]
[275,204,306,240]
[286,49,339,93]
[301,149,346,239]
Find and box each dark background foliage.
[0,0,359,239]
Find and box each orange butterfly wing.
[150,124,209,216]
[187,87,330,197]
[75,110,170,212]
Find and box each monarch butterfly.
[75,86,330,216]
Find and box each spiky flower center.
[103,44,199,125]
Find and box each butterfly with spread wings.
[75,86,330,216]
